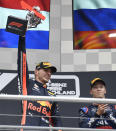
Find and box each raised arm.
[17,36,29,95]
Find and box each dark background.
[0,70,116,129]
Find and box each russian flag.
[0,0,50,49]
[73,0,116,49]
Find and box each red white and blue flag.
[0,0,50,49]
[73,0,116,49]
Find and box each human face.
[35,68,52,84]
[90,82,106,98]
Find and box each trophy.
[6,0,46,36]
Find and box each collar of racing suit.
[35,80,47,89]
[35,80,44,87]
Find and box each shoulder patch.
[48,91,55,96]
[81,107,88,113]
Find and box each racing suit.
[17,36,62,130]
[23,79,62,127]
[79,104,116,129]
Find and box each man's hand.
[96,104,108,115]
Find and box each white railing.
[0,94,116,104]
[0,125,115,131]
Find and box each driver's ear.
[104,88,106,94]
[34,69,38,75]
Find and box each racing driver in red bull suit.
[79,78,116,129]
[18,61,62,131]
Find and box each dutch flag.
[0,0,50,49]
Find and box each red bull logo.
[28,102,51,116]
[37,101,52,110]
